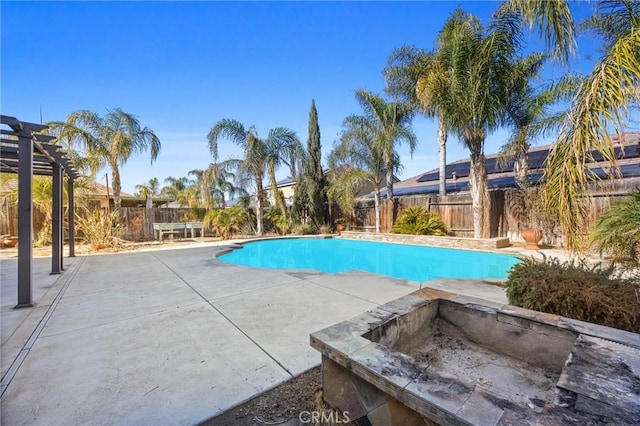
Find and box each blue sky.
[2,1,597,195]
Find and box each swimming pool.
[218,238,520,282]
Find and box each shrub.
[318,224,332,234]
[590,189,640,267]
[505,256,640,333]
[391,206,447,236]
[77,209,122,250]
[292,223,317,235]
[264,207,291,235]
[204,205,248,240]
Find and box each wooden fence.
[0,205,207,242]
[2,177,637,244]
[113,207,207,241]
[352,182,638,244]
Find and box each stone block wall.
[340,231,511,250]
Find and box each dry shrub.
[505,256,640,333]
[77,209,122,251]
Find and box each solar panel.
[417,144,640,184]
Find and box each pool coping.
[339,231,511,251]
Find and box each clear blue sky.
[2,1,596,195]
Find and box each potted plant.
[510,187,548,250]
[335,217,349,233]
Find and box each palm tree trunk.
[438,119,448,196]
[385,165,394,200]
[269,160,287,217]
[255,179,264,236]
[374,188,381,233]
[468,147,490,239]
[111,164,122,208]
[513,143,529,190]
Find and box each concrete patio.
[0,241,508,425]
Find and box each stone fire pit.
[310,288,640,425]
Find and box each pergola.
[0,115,80,308]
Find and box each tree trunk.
[255,178,264,236]
[374,188,381,233]
[513,143,529,190]
[385,165,394,200]
[269,161,287,217]
[438,119,448,196]
[111,164,122,208]
[468,146,490,239]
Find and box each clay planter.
[522,228,542,250]
[335,224,346,233]
[1,236,18,248]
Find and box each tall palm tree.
[354,89,417,200]
[386,47,451,196]
[425,5,575,238]
[427,9,513,238]
[207,119,299,236]
[266,134,303,217]
[49,108,161,207]
[383,1,576,238]
[328,115,390,233]
[541,0,640,249]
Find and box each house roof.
[276,176,296,187]
[373,132,640,198]
[76,181,135,198]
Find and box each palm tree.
[424,5,575,238]
[540,0,640,249]
[500,56,580,189]
[354,89,417,200]
[135,177,160,208]
[49,108,161,207]
[161,176,190,206]
[207,119,299,236]
[386,47,451,196]
[328,115,389,233]
[383,1,577,238]
[266,133,303,217]
[201,161,246,208]
[426,10,512,238]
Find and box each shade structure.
[1,115,80,308]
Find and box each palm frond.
[542,21,640,249]
[500,0,577,64]
[207,118,247,160]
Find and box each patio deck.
[0,241,510,425]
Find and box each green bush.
[263,207,290,235]
[204,205,248,240]
[292,223,317,235]
[505,256,640,333]
[391,206,447,236]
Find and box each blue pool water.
[218,238,520,282]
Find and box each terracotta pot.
[1,236,18,248]
[522,228,542,250]
[336,224,346,233]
